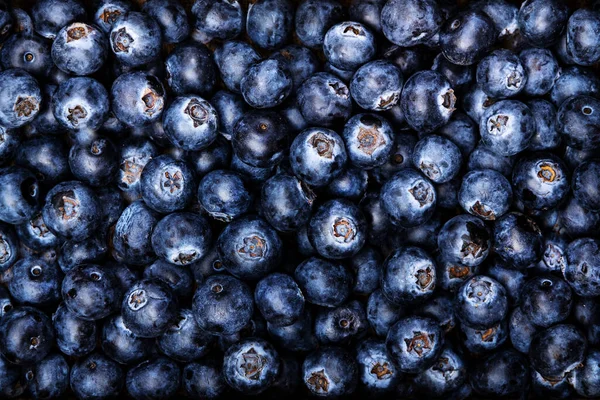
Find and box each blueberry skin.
[371,133,417,184]
[557,95,600,150]
[121,278,178,338]
[57,235,107,274]
[157,308,213,362]
[438,214,491,268]
[230,153,275,186]
[295,0,343,49]
[412,135,462,184]
[61,264,121,321]
[349,246,381,296]
[143,260,193,299]
[0,306,55,365]
[246,0,294,50]
[440,11,497,66]
[462,84,496,123]
[294,257,352,308]
[386,316,444,374]
[70,353,124,400]
[519,48,560,96]
[52,302,96,357]
[493,212,543,270]
[0,125,20,166]
[101,314,153,365]
[476,49,526,99]
[381,246,436,306]
[241,58,292,109]
[24,352,69,400]
[323,22,376,71]
[270,45,320,91]
[326,167,368,201]
[109,12,161,67]
[261,173,314,232]
[255,273,304,327]
[189,135,232,178]
[290,127,347,187]
[151,212,212,266]
[54,77,110,131]
[570,349,600,398]
[566,9,600,66]
[213,40,261,94]
[521,275,572,329]
[573,160,600,211]
[486,256,527,305]
[401,71,456,134]
[191,0,242,41]
[232,109,289,168]
[414,345,466,396]
[0,68,41,128]
[69,136,119,187]
[315,300,368,345]
[116,138,158,199]
[31,0,86,39]
[0,287,12,319]
[0,34,53,78]
[366,289,404,337]
[512,153,569,212]
[223,337,280,394]
[461,319,508,354]
[550,66,600,107]
[342,113,394,169]
[349,60,403,111]
[470,0,518,38]
[210,91,247,141]
[302,347,357,397]
[165,42,215,96]
[111,72,166,128]
[479,100,535,156]
[558,196,600,238]
[529,324,586,380]
[459,169,512,221]
[112,200,158,266]
[142,0,189,44]
[0,166,40,225]
[51,23,107,76]
[471,350,529,397]
[183,358,228,399]
[198,170,252,222]
[526,99,561,151]
[467,144,515,177]
[93,0,132,34]
[355,338,401,394]
[0,223,18,273]
[308,199,366,260]
[140,155,195,213]
[518,0,568,47]
[297,72,352,127]
[163,95,218,151]
[564,238,600,297]
[42,181,101,241]
[456,275,508,329]
[217,215,282,280]
[381,168,437,228]
[9,258,61,306]
[192,274,254,335]
[508,306,538,354]
[431,54,475,91]
[349,0,385,34]
[16,136,70,190]
[381,0,443,47]
[267,308,318,352]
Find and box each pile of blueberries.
[2,0,600,398]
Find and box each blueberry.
[156,308,213,362]
[261,173,314,232]
[232,110,289,168]
[381,246,436,305]
[508,306,538,354]
[400,70,456,134]
[438,215,491,268]
[109,11,161,67]
[431,53,475,91]
[151,212,212,266]
[254,273,304,327]
[42,181,100,241]
[223,337,280,394]
[0,287,12,319]
[366,289,404,337]
[349,60,403,111]
[163,95,219,151]
[0,354,23,398]
[355,338,401,394]
[15,136,69,192]
[23,352,70,399]
[191,0,242,42]
[101,314,153,365]
[342,113,394,169]
[0,34,52,78]
[413,135,462,184]
[456,275,508,329]
[93,0,132,34]
[381,0,443,47]
[323,22,376,71]
[70,352,124,400]
[0,125,20,166]
[467,144,515,177]
[112,200,158,266]
[142,0,190,44]
[295,0,343,48]
[296,72,352,127]
[349,0,385,34]
[529,324,586,380]
[564,237,600,297]
[371,133,417,184]
[8,258,61,307]
[565,9,600,66]
[470,0,518,38]
[550,66,600,107]
[198,170,252,222]
[240,59,292,110]
[188,135,232,179]
[143,260,193,299]
[519,48,560,96]
[269,45,320,91]
[51,23,107,76]
[471,349,529,397]
[569,349,600,398]
[381,168,437,228]
[315,300,367,345]
[348,246,381,296]
[31,0,86,40]
[415,346,466,397]
[526,99,561,151]
[0,166,40,225]
[326,167,368,201]
[302,347,357,396]
[573,160,600,211]
[521,275,572,329]
[486,256,527,304]
[0,306,54,365]
[213,40,261,94]
[0,223,18,273]
[557,95,600,150]
[517,0,569,47]
[479,99,535,156]
[462,84,496,122]
[246,0,294,50]
[111,72,166,128]
[558,196,600,238]
[183,358,228,399]
[294,256,352,308]
[386,316,444,373]
[459,169,513,221]
[140,154,195,213]
[476,49,526,98]
[52,302,96,357]
[0,68,41,128]
[440,11,497,66]
[493,212,543,269]
[69,136,118,187]
[461,318,507,354]
[230,153,275,186]
[165,42,215,97]
[116,138,158,200]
